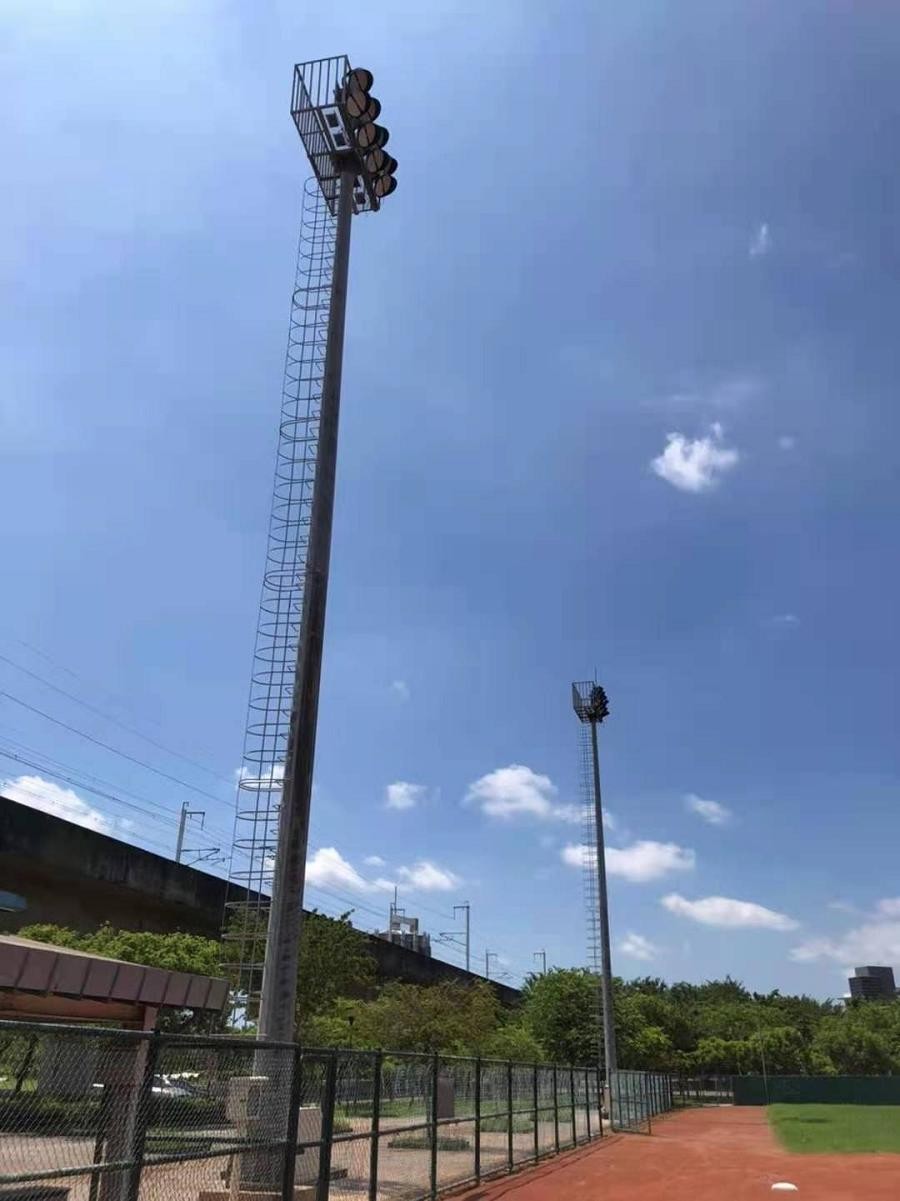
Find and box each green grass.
[769,1104,900,1154]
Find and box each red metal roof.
[0,935,228,1013]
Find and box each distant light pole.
[533,950,547,975]
[485,950,499,980]
[455,903,471,973]
[572,680,618,1084]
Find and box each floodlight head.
[374,173,398,199]
[572,680,610,724]
[291,56,399,214]
[356,122,389,151]
[345,67,374,91]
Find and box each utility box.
[226,1076,270,1126]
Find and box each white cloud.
[561,840,695,883]
[237,762,284,789]
[465,764,580,823]
[651,423,739,493]
[306,847,377,894]
[778,435,796,451]
[390,680,410,701]
[662,893,798,931]
[396,860,461,892]
[684,793,731,826]
[749,222,772,258]
[364,855,386,868]
[828,900,859,915]
[792,898,900,964]
[385,781,427,811]
[2,774,113,834]
[619,932,659,961]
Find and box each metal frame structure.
[572,680,618,1084]
[224,57,398,1042]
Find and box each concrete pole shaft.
[590,719,618,1081]
[257,165,356,1042]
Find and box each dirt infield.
[452,1107,900,1200]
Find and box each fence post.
[532,1063,539,1161]
[597,1065,604,1136]
[368,1050,382,1201]
[474,1056,481,1183]
[281,1045,305,1201]
[124,1029,161,1201]
[316,1052,338,1201]
[507,1061,514,1172]
[569,1067,577,1146]
[430,1052,440,1200]
[552,1065,560,1154]
[643,1073,652,1135]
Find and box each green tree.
[352,980,501,1054]
[294,911,376,1037]
[482,1022,546,1062]
[19,923,221,975]
[521,969,598,1064]
[812,1016,900,1075]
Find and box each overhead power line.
[0,650,233,788]
[0,690,227,806]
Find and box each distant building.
[848,965,897,1001]
[379,911,432,957]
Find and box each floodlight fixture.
[290,55,399,214]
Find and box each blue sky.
[3,0,900,998]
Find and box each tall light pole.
[533,950,547,975]
[455,903,471,973]
[239,58,399,1043]
[572,681,618,1084]
[485,950,498,980]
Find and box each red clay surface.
[452,1107,900,1200]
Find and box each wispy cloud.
[2,773,114,835]
[465,765,580,823]
[778,435,796,451]
[663,893,798,931]
[652,374,763,414]
[768,613,800,628]
[562,840,695,883]
[749,222,772,258]
[651,422,739,493]
[385,782,428,811]
[364,855,386,867]
[390,680,410,701]
[619,932,659,961]
[684,793,731,826]
[793,898,900,963]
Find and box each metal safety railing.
[0,1021,621,1201]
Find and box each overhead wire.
[0,689,230,806]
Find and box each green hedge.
[734,1075,900,1106]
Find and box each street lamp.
[572,680,618,1085]
[256,57,399,1045]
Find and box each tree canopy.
[21,923,900,1075]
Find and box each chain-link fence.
[0,1022,612,1201]
[671,1074,735,1108]
[609,1070,674,1134]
